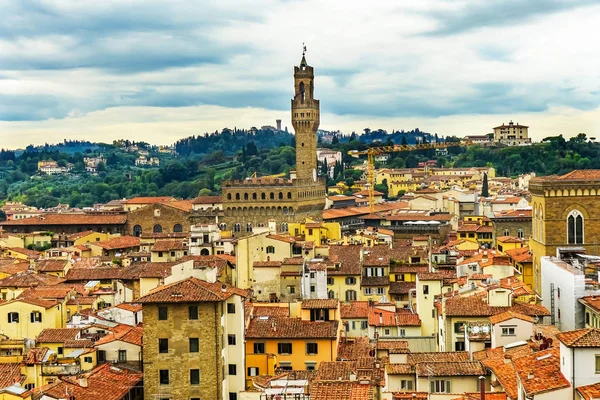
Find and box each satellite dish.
[539,343,548,350]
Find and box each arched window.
[567,210,584,244]
[234,223,241,233]
[219,223,227,231]
[244,193,249,200]
[252,193,257,200]
[281,223,288,233]
[173,224,183,233]
[200,249,210,256]
[246,223,253,233]
[517,229,524,239]
[227,193,232,200]
[278,192,283,200]
[287,192,292,199]
[235,193,240,200]
[283,206,289,215]
[153,224,163,233]
[133,225,142,237]
[261,193,266,200]
[270,192,275,200]
[503,229,510,237]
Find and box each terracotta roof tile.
[415,361,485,376]
[0,260,29,275]
[328,245,362,276]
[481,357,519,399]
[151,239,187,252]
[124,196,175,204]
[163,199,194,211]
[0,270,65,287]
[556,170,600,180]
[35,259,68,272]
[513,347,570,396]
[95,326,143,347]
[245,316,338,339]
[31,363,142,400]
[577,382,600,400]
[137,277,247,303]
[452,394,507,400]
[504,247,532,263]
[337,337,374,360]
[489,311,535,325]
[579,296,600,313]
[310,381,374,400]
[340,301,370,319]
[250,305,290,318]
[192,195,222,204]
[408,352,470,364]
[368,308,421,327]
[387,363,415,374]
[23,347,49,365]
[36,328,81,343]
[114,303,142,313]
[65,266,124,281]
[0,363,24,388]
[253,260,282,268]
[392,393,428,400]
[93,236,140,250]
[389,281,415,295]
[282,257,304,265]
[556,328,600,347]
[301,299,338,309]
[0,213,127,226]
[445,296,550,317]
[64,339,94,348]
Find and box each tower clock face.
[312,168,317,182]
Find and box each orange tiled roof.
[556,328,600,347]
[392,393,428,400]
[368,308,421,327]
[504,247,532,263]
[340,301,370,319]
[513,347,570,396]
[481,357,519,399]
[114,303,142,313]
[415,361,485,376]
[163,199,194,211]
[577,382,600,400]
[408,351,469,364]
[253,260,282,268]
[124,196,176,204]
[0,271,65,287]
[556,170,600,180]
[489,311,535,324]
[445,296,550,317]
[36,328,81,343]
[328,245,362,276]
[250,304,290,318]
[389,281,415,295]
[310,381,374,400]
[192,195,222,204]
[23,347,49,365]
[0,260,29,275]
[493,209,532,218]
[452,394,507,400]
[93,236,140,250]
[0,363,24,388]
[337,336,374,360]
[151,239,187,252]
[0,213,127,226]
[95,326,143,347]
[66,230,95,241]
[35,259,68,272]
[301,299,338,309]
[579,296,600,313]
[245,316,338,339]
[31,363,142,400]
[496,236,524,244]
[138,277,247,303]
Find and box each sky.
[1,0,599,148]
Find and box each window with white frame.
[501,326,516,336]
[430,380,451,393]
[567,210,584,244]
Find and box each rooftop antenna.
[303,43,307,56]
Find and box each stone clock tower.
[291,53,319,183]
[220,51,326,235]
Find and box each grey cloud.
[422,0,598,36]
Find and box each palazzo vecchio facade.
[221,54,326,234]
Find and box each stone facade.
[221,54,325,234]
[126,202,191,237]
[530,171,600,294]
[491,214,531,244]
[142,302,223,400]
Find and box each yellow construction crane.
[247,172,287,179]
[348,140,472,211]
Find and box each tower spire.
[300,43,308,67]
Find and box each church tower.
[291,51,319,183]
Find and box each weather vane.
[303,43,307,56]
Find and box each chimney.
[479,375,485,400]
[379,312,383,324]
[78,377,88,388]
[221,284,227,293]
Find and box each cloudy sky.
[1,0,599,148]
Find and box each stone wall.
[143,302,223,400]
[126,203,191,237]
